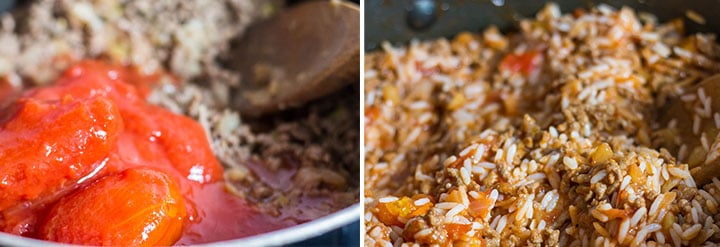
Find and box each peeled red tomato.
[0,96,122,212]
[0,61,232,244]
[40,168,186,246]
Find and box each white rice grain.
[591,209,609,222]
[444,204,466,223]
[693,114,701,135]
[591,170,607,184]
[403,127,422,146]
[563,156,579,170]
[528,173,547,182]
[414,198,430,206]
[443,155,458,166]
[538,219,547,230]
[699,190,719,206]
[549,126,558,137]
[506,144,517,164]
[489,215,501,229]
[408,101,429,111]
[670,225,682,247]
[620,175,631,191]
[632,229,649,247]
[686,10,706,24]
[668,167,691,179]
[656,231,666,245]
[645,223,661,232]
[436,202,460,210]
[414,228,433,239]
[379,196,399,203]
[460,166,472,185]
[477,162,497,169]
[489,189,499,202]
[649,193,665,219]
[495,215,508,233]
[473,144,487,163]
[701,133,710,151]
[459,186,470,207]
[682,224,702,240]
[460,144,477,157]
[679,144,689,161]
[468,191,480,199]
[685,176,697,187]
[681,93,697,102]
[494,149,504,164]
[631,207,647,226]
[618,218,630,244]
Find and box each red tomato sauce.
[0,61,293,245]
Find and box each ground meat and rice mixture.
[365,3,720,246]
[0,0,358,222]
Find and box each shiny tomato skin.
[0,61,234,243]
[117,104,223,184]
[40,168,187,246]
[0,96,122,212]
[29,61,222,184]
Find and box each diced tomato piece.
[499,51,542,75]
[374,200,404,226]
[446,189,463,204]
[468,191,494,219]
[415,61,436,77]
[628,163,644,184]
[444,223,472,240]
[409,195,433,217]
[365,106,380,124]
[374,196,433,227]
[40,168,186,246]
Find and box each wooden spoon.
[230,0,359,117]
[660,74,720,185]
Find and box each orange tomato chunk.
[40,168,186,246]
[374,195,433,227]
[445,222,472,240]
[468,191,494,219]
[499,51,542,75]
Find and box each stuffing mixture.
[365,3,720,246]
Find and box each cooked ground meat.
[149,81,360,220]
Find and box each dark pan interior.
[365,0,720,51]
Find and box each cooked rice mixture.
[0,0,358,221]
[365,3,720,246]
